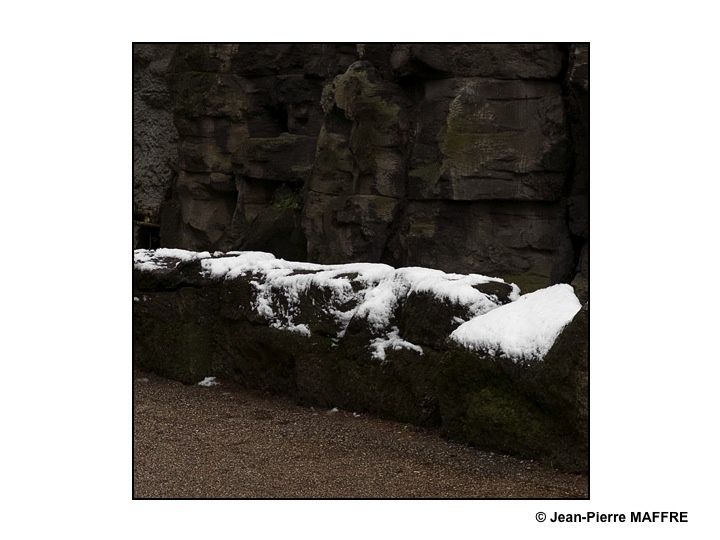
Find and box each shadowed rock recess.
[133,43,589,297]
[133,249,588,471]
[132,44,589,472]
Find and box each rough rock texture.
[132,43,589,293]
[133,250,588,471]
[157,44,359,259]
[133,44,178,246]
[565,45,590,302]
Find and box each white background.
[1,1,719,538]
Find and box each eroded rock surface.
[133,44,178,247]
[133,43,589,293]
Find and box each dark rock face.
[133,43,589,292]
[390,43,565,79]
[384,200,574,294]
[157,44,358,259]
[133,44,178,247]
[565,45,590,302]
[302,60,410,263]
[133,251,588,471]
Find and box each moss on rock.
[133,257,588,471]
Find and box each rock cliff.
[132,43,589,296]
[133,44,178,247]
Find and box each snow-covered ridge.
[134,249,580,361]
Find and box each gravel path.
[133,371,588,498]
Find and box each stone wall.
[132,43,589,295]
[133,250,589,471]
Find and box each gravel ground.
[133,371,588,498]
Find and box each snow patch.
[450,284,581,362]
[397,267,520,315]
[197,376,219,387]
[134,248,211,272]
[270,320,311,337]
[369,327,424,361]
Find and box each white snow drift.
[449,284,582,361]
[134,249,581,361]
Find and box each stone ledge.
[133,249,588,471]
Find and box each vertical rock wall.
[132,44,178,246]
[133,43,589,293]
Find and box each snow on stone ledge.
[369,327,424,362]
[450,284,582,362]
[134,248,211,272]
[134,249,517,341]
[133,249,582,362]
